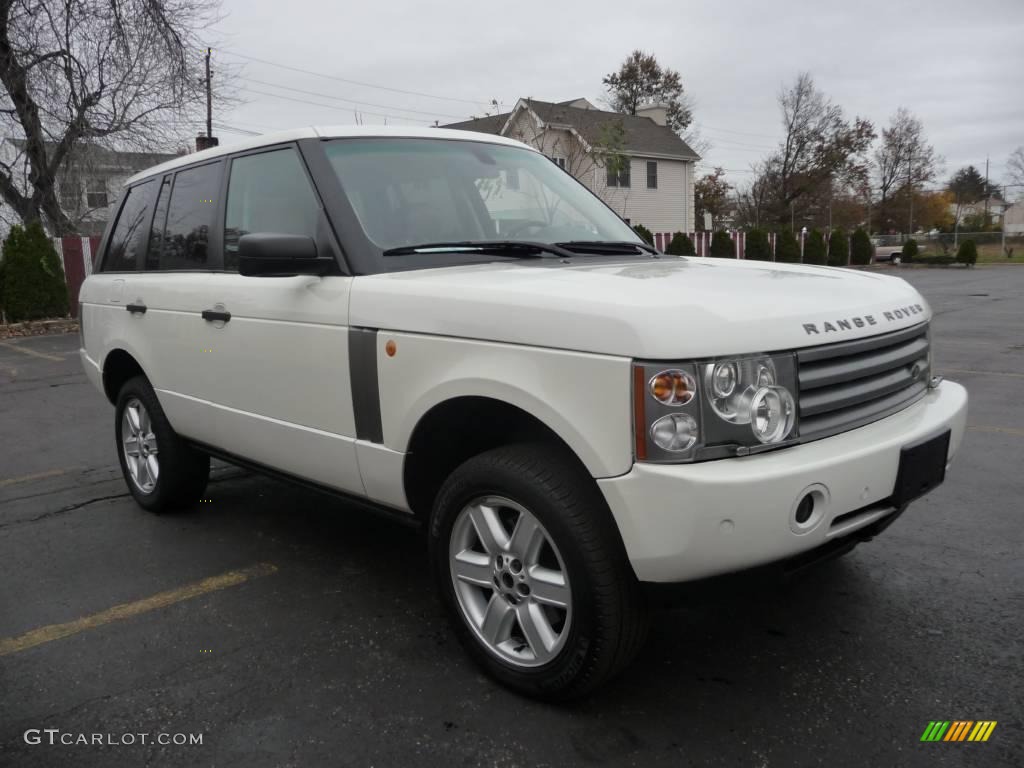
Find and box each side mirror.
[238,233,334,276]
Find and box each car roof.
[124,125,538,186]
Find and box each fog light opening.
[790,484,830,535]
[795,494,815,524]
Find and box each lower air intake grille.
[797,323,930,442]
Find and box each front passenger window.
[224,148,320,270]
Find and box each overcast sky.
[210,0,1024,192]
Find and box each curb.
[0,318,79,340]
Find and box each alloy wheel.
[121,398,159,493]
[448,495,572,667]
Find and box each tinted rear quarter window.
[146,177,171,271]
[102,180,154,271]
[158,162,220,270]
[224,148,319,270]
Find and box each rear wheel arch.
[102,348,146,404]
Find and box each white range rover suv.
[79,126,968,699]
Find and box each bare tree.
[873,107,940,209]
[733,160,774,229]
[1007,146,1024,189]
[0,0,224,234]
[764,73,875,225]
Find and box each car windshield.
[323,138,643,253]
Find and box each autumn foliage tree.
[603,50,693,133]
[695,167,730,230]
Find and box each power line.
[238,87,436,125]
[239,76,470,120]
[694,122,779,140]
[220,48,492,107]
[211,121,261,136]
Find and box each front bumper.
[598,380,968,582]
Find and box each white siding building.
[446,98,699,234]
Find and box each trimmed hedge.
[902,238,919,262]
[775,229,800,263]
[0,221,68,323]
[633,224,654,245]
[915,255,957,265]
[956,239,977,267]
[665,231,695,256]
[850,227,873,265]
[745,228,772,261]
[827,228,849,266]
[710,230,734,258]
[803,229,827,265]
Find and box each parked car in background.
[79,126,968,699]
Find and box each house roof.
[5,138,178,172]
[445,99,700,161]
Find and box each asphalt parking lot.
[1,266,1021,767]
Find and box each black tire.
[114,375,209,512]
[429,442,647,700]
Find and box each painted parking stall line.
[0,563,278,656]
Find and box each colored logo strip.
[920,721,996,742]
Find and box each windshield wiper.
[555,240,658,255]
[382,240,575,258]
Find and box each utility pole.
[205,48,213,138]
[984,156,990,221]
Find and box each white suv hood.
[349,257,931,358]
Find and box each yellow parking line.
[0,468,67,489]
[0,563,278,656]
[968,425,1024,437]
[940,367,1024,379]
[0,340,63,362]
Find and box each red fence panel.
[58,237,86,318]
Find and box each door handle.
[201,309,232,323]
[126,303,147,314]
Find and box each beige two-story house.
[446,98,700,233]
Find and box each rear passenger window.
[224,148,319,270]
[102,181,154,271]
[157,162,220,270]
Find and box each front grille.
[797,323,930,442]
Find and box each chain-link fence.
[886,232,1024,261]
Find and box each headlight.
[634,353,798,463]
[749,386,796,443]
[651,413,698,452]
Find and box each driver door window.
[224,147,319,270]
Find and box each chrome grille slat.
[797,323,929,442]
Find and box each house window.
[646,161,657,189]
[606,160,631,188]
[60,180,81,211]
[549,156,566,170]
[86,180,109,209]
